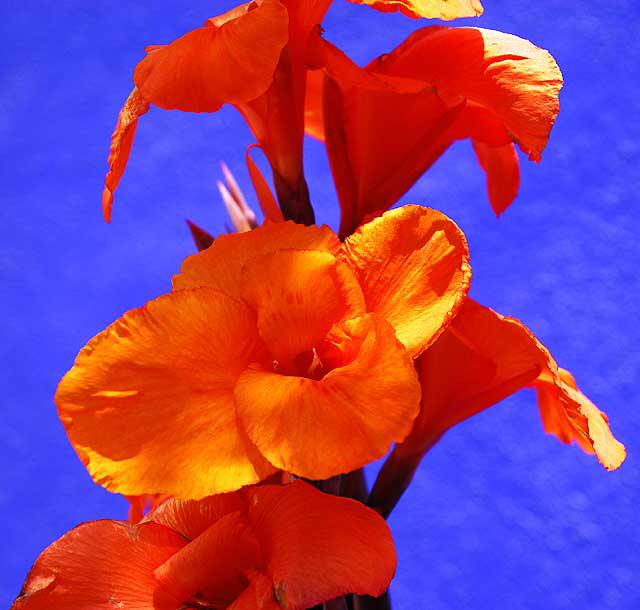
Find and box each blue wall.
[1,1,638,607]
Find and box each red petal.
[12,521,185,610]
[134,0,289,112]
[472,140,520,216]
[245,482,396,609]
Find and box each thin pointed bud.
[217,180,252,233]
[186,219,214,251]
[221,162,257,228]
[246,145,284,223]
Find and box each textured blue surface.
[1,0,638,607]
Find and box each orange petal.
[535,368,626,472]
[55,288,276,499]
[319,66,462,236]
[154,512,262,607]
[240,249,366,370]
[373,26,563,161]
[350,0,483,20]
[343,206,471,358]
[173,220,341,297]
[12,521,185,610]
[407,299,626,468]
[406,299,549,455]
[101,88,149,223]
[472,140,520,216]
[234,314,420,478]
[370,299,625,517]
[244,482,396,609]
[133,0,289,112]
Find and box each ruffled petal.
[134,0,289,112]
[11,521,185,610]
[343,206,471,357]
[173,221,341,296]
[234,314,420,478]
[245,482,396,609]
[373,26,563,161]
[350,0,483,20]
[101,88,149,223]
[55,288,275,499]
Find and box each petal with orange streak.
[55,288,276,499]
[472,140,520,216]
[234,314,420,479]
[101,88,149,223]
[350,0,483,20]
[154,512,262,607]
[134,0,289,112]
[373,26,563,161]
[11,521,185,610]
[304,69,325,141]
[240,249,366,369]
[244,482,396,609]
[343,206,471,358]
[173,221,341,296]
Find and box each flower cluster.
[14,1,625,609]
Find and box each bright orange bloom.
[305,26,563,237]
[12,481,396,610]
[369,299,626,516]
[55,205,470,498]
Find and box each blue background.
[2,0,638,607]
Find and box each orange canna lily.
[103,0,320,225]
[305,26,563,237]
[102,0,488,226]
[369,299,626,517]
[55,205,471,499]
[12,481,396,610]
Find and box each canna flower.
[12,481,395,610]
[369,299,626,517]
[103,0,319,225]
[55,205,471,499]
[305,26,563,237]
[102,0,486,226]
